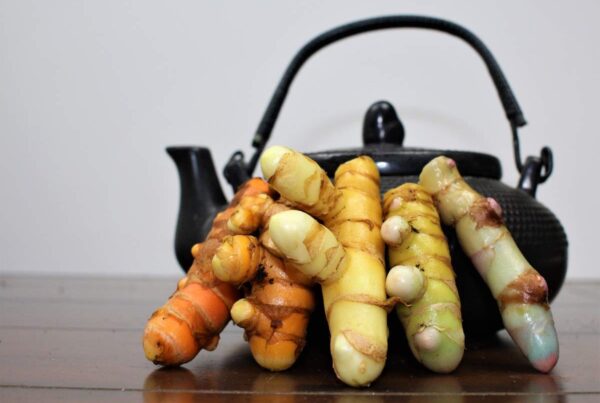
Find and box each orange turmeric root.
[143,178,273,366]
[212,198,316,371]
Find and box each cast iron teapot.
[166,16,568,335]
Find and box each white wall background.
[0,1,597,278]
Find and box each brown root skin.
[142,178,273,367]
[228,194,275,234]
[229,247,315,371]
[212,235,262,286]
[213,196,315,372]
[469,197,504,229]
[257,202,293,259]
[498,268,549,308]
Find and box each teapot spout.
[167,146,227,271]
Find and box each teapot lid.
[306,100,502,179]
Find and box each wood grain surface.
[0,276,598,402]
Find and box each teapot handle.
[226,15,551,187]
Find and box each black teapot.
[167,16,567,335]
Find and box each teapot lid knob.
[363,100,405,145]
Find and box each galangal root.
[419,156,559,373]
[382,183,465,373]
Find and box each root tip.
[231,299,255,325]
[532,352,559,373]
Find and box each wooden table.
[0,276,598,402]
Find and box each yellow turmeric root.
[261,146,387,387]
[212,198,315,371]
[142,178,272,366]
[382,183,464,373]
[420,156,559,373]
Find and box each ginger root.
[261,146,387,387]
[382,183,464,373]
[419,156,559,373]
[142,178,272,366]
